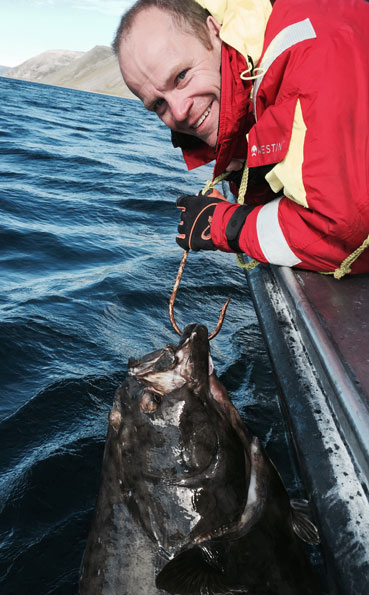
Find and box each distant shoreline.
[1,75,137,100]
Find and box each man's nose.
[169,94,192,123]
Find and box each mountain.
[2,50,84,82]
[0,65,10,75]
[2,46,136,99]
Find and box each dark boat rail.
[246,263,369,595]
[276,267,369,478]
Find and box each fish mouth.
[128,344,177,377]
[128,324,209,394]
[192,103,212,130]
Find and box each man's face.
[119,7,222,149]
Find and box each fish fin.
[156,546,234,595]
[290,499,320,545]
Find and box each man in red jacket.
[114,0,369,275]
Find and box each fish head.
[113,323,246,518]
[128,323,210,397]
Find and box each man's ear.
[206,15,221,39]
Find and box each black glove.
[176,190,227,251]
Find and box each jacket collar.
[177,43,254,178]
[195,0,272,66]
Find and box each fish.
[79,324,321,595]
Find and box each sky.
[0,0,136,67]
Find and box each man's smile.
[193,103,213,130]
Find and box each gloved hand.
[176,189,228,251]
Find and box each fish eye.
[140,389,163,414]
[152,392,162,405]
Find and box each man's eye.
[154,98,164,111]
[177,70,187,82]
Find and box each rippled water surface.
[0,78,322,594]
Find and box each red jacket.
[185,0,369,273]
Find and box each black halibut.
[80,324,322,595]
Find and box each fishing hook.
[168,250,231,340]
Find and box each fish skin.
[79,324,321,595]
